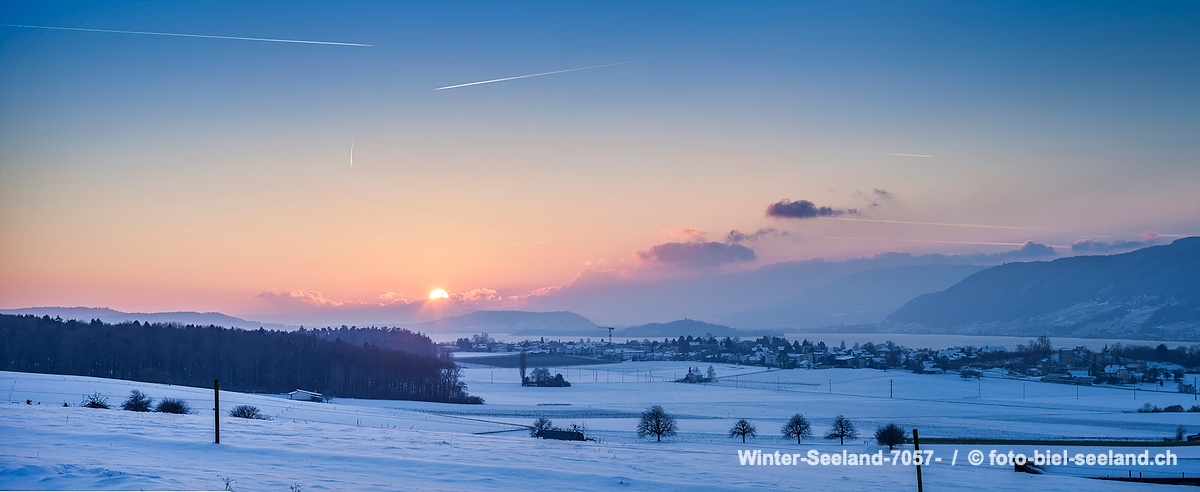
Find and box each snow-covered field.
[3,365,1198,491]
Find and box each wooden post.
[912,428,923,492]
[213,379,220,444]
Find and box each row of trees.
[0,314,481,403]
[635,407,908,449]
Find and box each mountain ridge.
[886,237,1200,340]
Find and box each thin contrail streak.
[816,216,1073,232]
[434,60,645,90]
[350,140,354,167]
[1,24,372,47]
[794,234,1069,249]
[869,152,934,158]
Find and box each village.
[449,334,1200,393]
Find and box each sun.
[428,289,449,300]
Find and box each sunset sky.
[1,1,1197,324]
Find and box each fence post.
[213,379,220,444]
[913,428,923,492]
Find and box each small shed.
[288,389,324,402]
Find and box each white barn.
[288,389,324,402]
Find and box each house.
[680,367,707,383]
[288,389,324,402]
[920,361,945,374]
[833,355,862,369]
[1104,365,1130,381]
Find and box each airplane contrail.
[793,234,1070,249]
[1,24,372,47]
[815,216,1073,232]
[868,152,934,158]
[350,140,354,167]
[434,59,646,91]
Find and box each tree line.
[0,314,481,404]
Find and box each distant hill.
[521,251,1001,326]
[0,307,293,331]
[410,310,598,334]
[617,319,781,338]
[716,264,985,328]
[886,237,1200,340]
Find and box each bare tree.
[782,414,813,444]
[531,417,554,437]
[637,405,677,442]
[729,419,757,443]
[825,415,857,445]
[875,423,907,450]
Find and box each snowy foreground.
[3,364,1199,491]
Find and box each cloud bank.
[969,241,1056,261]
[1071,232,1164,253]
[636,241,756,267]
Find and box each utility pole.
[890,379,893,399]
[213,379,220,444]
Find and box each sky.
[1,1,1197,324]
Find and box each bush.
[155,398,192,414]
[229,404,267,420]
[1189,405,1200,413]
[1164,404,1185,413]
[81,392,109,409]
[1176,426,1188,442]
[121,390,153,412]
[1138,403,1162,413]
[526,367,571,387]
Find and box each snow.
[2,366,1198,491]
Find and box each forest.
[0,314,481,404]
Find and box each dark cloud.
[1071,232,1164,253]
[636,241,756,267]
[873,188,893,200]
[765,199,859,219]
[725,228,786,244]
